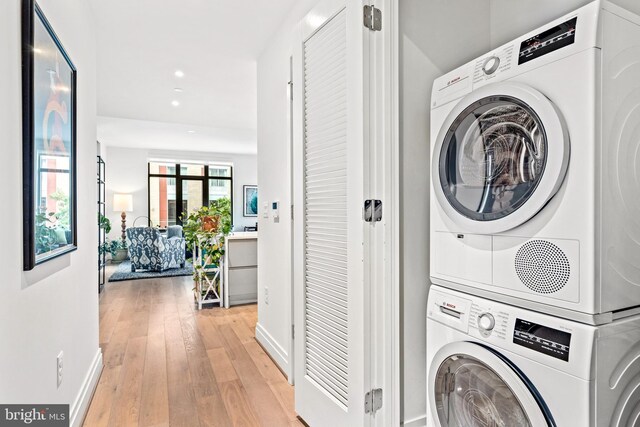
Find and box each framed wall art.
[22,0,78,270]
[243,185,258,217]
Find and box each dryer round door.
[428,341,554,427]
[432,81,570,234]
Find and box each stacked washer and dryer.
[427,1,640,426]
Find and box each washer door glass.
[434,353,531,427]
[439,96,547,221]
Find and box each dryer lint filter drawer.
[433,231,492,285]
[493,236,579,303]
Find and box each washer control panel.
[469,303,509,339]
[472,45,514,85]
[482,56,500,75]
[478,313,496,331]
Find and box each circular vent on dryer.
[515,240,570,294]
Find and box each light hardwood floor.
[84,273,301,427]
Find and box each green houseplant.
[97,214,128,262]
[181,197,232,298]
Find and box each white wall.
[0,0,101,425]
[104,146,257,238]
[255,0,317,378]
[399,1,491,425]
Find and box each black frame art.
[22,0,78,270]
[243,185,258,217]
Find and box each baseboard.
[255,322,289,378]
[402,414,427,427]
[70,349,103,427]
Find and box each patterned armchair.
[126,226,186,272]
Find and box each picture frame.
[243,185,258,217]
[22,0,78,270]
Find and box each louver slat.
[303,9,349,408]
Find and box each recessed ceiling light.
[187,130,196,134]
[173,87,184,92]
[171,100,180,107]
[174,70,184,78]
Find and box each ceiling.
[89,0,298,152]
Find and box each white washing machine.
[429,0,640,323]
[426,285,640,427]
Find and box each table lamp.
[113,193,133,244]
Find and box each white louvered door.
[293,0,369,426]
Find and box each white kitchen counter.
[226,231,258,240]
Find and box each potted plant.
[97,214,128,262]
[181,198,232,300]
[110,240,129,262]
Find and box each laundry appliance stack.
[427,2,640,426]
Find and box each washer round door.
[432,81,570,234]
[428,342,554,427]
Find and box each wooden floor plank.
[138,331,169,427]
[86,272,296,427]
[268,381,297,422]
[229,315,255,344]
[218,326,290,426]
[196,314,224,350]
[82,365,122,427]
[207,347,239,384]
[219,380,260,427]
[99,298,125,346]
[103,319,132,368]
[196,394,233,427]
[108,336,147,427]
[244,341,286,384]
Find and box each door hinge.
[363,5,381,31]
[288,80,293,101]
[364,388,383,414]
[363,199,382,223]
[291,324,295,339]
[291,204,294,220]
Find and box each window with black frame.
[148,162,233,228]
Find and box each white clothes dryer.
[429,0,640,323]
[426,285,640,427]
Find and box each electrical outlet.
[264,287,269,305]
[57,351,63,388]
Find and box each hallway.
[84,276,301,426]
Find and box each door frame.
[368,0,400,425]
[288,54,295,385]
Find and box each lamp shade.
[113,194,133,212]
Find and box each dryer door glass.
[439,96,547,221]
[434,353,531,427]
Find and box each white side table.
[193,243,223,310]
